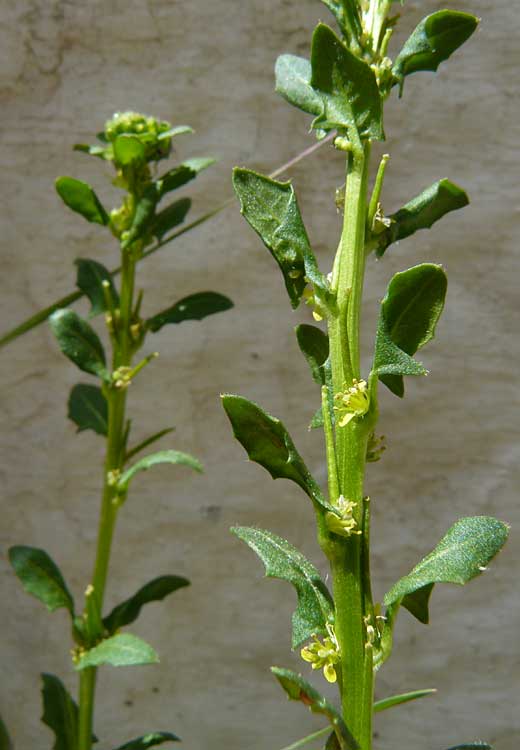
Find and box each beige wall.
[0,1,518,749]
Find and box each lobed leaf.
[310,24,383,140]
[373,264,447,397]
[75,258,119,317]
[75,633,159,669]
[232,527,334,648]
[271,668,359,750]
[55,177,109,226]
[393,11,479,93]
[50,309,107,379]
[233,169,328,309]
[373,688,436,713]
[117,450,203,492]
[68,384,108,436]
[9,546,74,615]
[113,733,180,750]
[384,516,509,624]
[375,180,469,258]
[147,291,233,332]
[221,394,329,511]
[158,157,216,196]
[151,198,192,241]
[104,575,190,634]
[275,55,322,116]
[41,673,79,750]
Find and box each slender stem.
[327,138,373,748]
[277,726,331,750]
[77,241,137,750]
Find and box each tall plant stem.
[327,141,373,749]
[77,248,137,750]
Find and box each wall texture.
[0,1,518,749]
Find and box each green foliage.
[373,263,447,397]
[103,576,190,634]
[0,717,12,750]
[68,384,108,436]
[445,745,492,750]
[232,169,328,309]
[393,11,479,93]
[55,177,109,226]
[147,292,233,332]
[50,309,107,379]
[271,668,359,750]
[9,546,74,615]
[113,135,146,166]
[375,180,469,258]
[75,259,119,317]
[318,0,362,42]
[232,527,333,648]
[41,673,79,750]
[275,55,322,116]
[112,733,180,750]
[310,24,383,141]
[221,394,329,511]
[117,450,203,492]
[75,633,159,670]
[158,157,216,196]
[295,324,329,386]
[384,517,509,624]
[373,688,436,713]
[151,198,192,241]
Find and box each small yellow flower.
[300,624,340,683]
[325,495,361,538]
[334,379,369,427]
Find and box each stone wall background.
[0,1,518,749]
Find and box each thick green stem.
[77,246,137,750]
[327,140,373,749]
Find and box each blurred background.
[0,1,518,749]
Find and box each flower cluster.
[325,495,361,538]
[300,623,340,683]
[334,379,369,427]
[104,111,173,162]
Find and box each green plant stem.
[327,140,373,749]
[277,726,331,750]
[77,246,137,750]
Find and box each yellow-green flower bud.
[334,379,369,427]
[300,624,340,683]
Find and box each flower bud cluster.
[300,623,340,683]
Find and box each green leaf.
[50,309,107,379]
[310,24,383,140]
[373,688,436,713]
[384,516,509,624]
[75,258,119,317]
[147,292,233,332]
[9,546,74,615]
[233,169,328,309]
[158,157,216,196]
[75,633,159,669]
[373,263,447,397]
[0,717,13,750]
[122,183,160,248]
[158,125,194,139]
[376,180,469,258]
[232,527,333,648]
[104,575,190,634]
[41,673,78,750]
[125,427,176,462]
[113,733,180,750]
[393,11,479,93]
[113,135,146,165]
[55,177,109,226]
[117,450,203,492]
[295,324,329,386]
[151,198,191,240]
[68,384,108,436]
[275,55,322,116]
[271,668,359,750]
[445,745,492,750]
[309,406,324,430]
[74,143,108,160]
[221,394,329,511]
